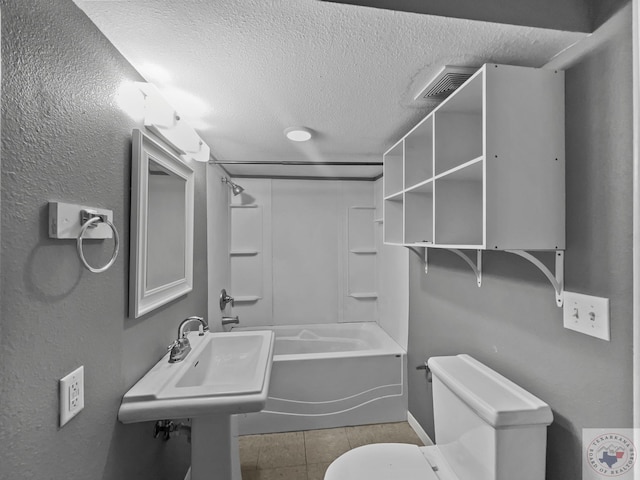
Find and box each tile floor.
[239,421,426,480]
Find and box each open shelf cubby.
[405,180,433,245]
[383,195,404,244]
[404,116,433,190]
[382,63,565,251]
[434,160,483,247]
[383,141,403,197]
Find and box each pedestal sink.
[118,330,275,480]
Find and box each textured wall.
[407,8,633,480]
[0,1,213,479]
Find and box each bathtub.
[233,322,407,434]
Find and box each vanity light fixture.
[284,127,312,142]
[221,177,244,196]
[138,82,211,162]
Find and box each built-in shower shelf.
[233,296,262,303]
[229,204,258,208]
[230,250,259,256]
[349,292,378,299]
[347,206,378,308]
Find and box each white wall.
[375,178,409,350]
[207,165,232,332]
[229,178,378,326]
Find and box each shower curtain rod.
[210,160,382,166]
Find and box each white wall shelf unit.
[383,63,565,305]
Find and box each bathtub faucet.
[221,316,240,326]
[219,289,235,310]
[168,316,209,363]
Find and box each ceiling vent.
[414,65,477,102]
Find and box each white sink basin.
[118,330,275,423]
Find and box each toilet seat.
[324,443,441,480]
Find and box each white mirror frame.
[130,129,195,318]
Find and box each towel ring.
[76,214,120,273]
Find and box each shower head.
[221,177,245,196]
[230,183,244,196]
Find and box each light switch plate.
[563,291,610,341]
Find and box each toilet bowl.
[325,443,457,480]
[325,354,553,480]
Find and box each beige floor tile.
[240,422,422,479]
[344,424,385,448]
[257,431,306,469]
[378,421,424,445]
[304,428,350,464]
[244,465,308,480]
[306,462,332,480]
[240,434,265,470]
[242,470,259,480]
[345,422,423,448]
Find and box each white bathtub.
[234,322,407,434]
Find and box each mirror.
[130,129,195,318]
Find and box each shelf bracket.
[405,246,428,274]
[405,247,481,285]
[448,249,482,287]
[505,250,564,307]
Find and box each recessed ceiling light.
[284,127,312,142]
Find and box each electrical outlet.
[563,291,610,341]
[59,366,84,427]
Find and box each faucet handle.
[219,289,235,309]
[168,337,189,350]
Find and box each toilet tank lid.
[427,354,553,428]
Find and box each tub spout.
[221,316,239,326]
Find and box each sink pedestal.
[191,415,240,480]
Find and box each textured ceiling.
[321,0,593,32]
[75,0,586,178]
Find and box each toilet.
[325,354,553,480]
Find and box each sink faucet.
[168,316,209,363]
[178,316,209,337]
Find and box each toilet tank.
[427,355,553,480]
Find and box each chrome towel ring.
[76,210,120,273]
